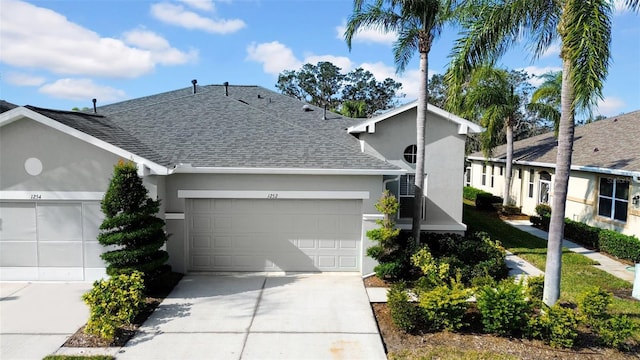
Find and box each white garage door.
[187,199,362,272]
[0,201,105,281]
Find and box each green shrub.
[98,160,169,283]
[598,229,640,263]
[367,191,418,280]
[498,204,522,215]
[475,193,503,211]
[594,315,638,350]
[387,283,423,334]
[476,279,531,336]
[463,186,489,201]
[82,271,145,341]
[417,276,472,332]
[534,204,552,217]
[411,247,450,289]
[525,275,544,305]
[421,232,507,286]
[577,287,612,325]
[563,219,601,250]
[530,215,550,230]
[528,304,579,348]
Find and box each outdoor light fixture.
[633,195,640,206]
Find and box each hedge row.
[463,186,490,202]
[529,216,640,263]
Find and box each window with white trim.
[482,165,487,186]
[399,174,415,218]
[538,171,551,204]
[597,177,629,222]
[528,169,535,198]
[490,165,495,188]
[465,166,471,187]
[403,145,417,164]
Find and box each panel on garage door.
[188,199,362,272]
[0,203,37,266]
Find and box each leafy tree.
[426,73,448,108]
[340,99,367,118]
[447,66,521,206]
[448,0,639,306]
[98,160,169,282]
[528,71,562,135]
[346,0,460,243]
[276,61,402,117]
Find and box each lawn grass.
[43,356,114,360]
[462,202,639,326]
[389,347,518,360]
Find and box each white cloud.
[39,78,126,102]
[4,72,46,86]
[123,29,198,65]
[541,42,561,58]
[596,96,626,116]
[0,0,194,79]
[179,0,215,11]
[246,41,302,74]
[336,21,397,45]
[151,2,245,34]
[519,66,562,86]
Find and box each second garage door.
[187,198,362,272]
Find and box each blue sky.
[1,0,638,117]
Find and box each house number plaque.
[267,193,279,199]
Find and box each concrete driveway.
[0,282,92,360]
[118,273,386,360]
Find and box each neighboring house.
[0,83,480,281]
[466,110,640,237]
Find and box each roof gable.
[347,101,483,135]
[0,106,167,175]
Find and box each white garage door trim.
[185,195,365,273]
[178,190,369,200]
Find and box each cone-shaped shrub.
[98,160,169,280]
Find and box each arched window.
[403,145,417,164]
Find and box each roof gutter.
[467,156,640,179]
[169,164,406,176]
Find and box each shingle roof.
[94,84,399,170]
[469,110,640,173]
[24,106,164,165]
[1,100,18,113]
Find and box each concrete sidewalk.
[0,282,92,360]
[505,220,636,283]
[116,273,386,360]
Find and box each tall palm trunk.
[503,118,514,206]
[543,59,575,306]
[413,48,429,244]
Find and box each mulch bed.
[365,276,640,359]
[63,272,183,348]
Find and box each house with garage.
[0,83,481,281]
[466,110,640,237]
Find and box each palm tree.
[345,0,460,243]
[448,0,639,306]
[340,99,368,118]
[528,71,562,134]
[447,65,520,206]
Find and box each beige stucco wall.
[0,118,120,192]
[468,160,640,237]
[359,108,467,230]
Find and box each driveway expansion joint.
[238,276,267,359]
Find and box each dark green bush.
[498,204,522,215]
[564,219,601,250]
[463,186,490,201]
[528,304,579,348]
[421,232,508,286]
[530,215,550,230]
[534,204,552,217]
[475,193,504,211]
[476,279,531,336]
[387,283,423,333]
[598,229,640,263]
[82,271,145,341]
[577,287,612,325]
[595,315,638,350]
